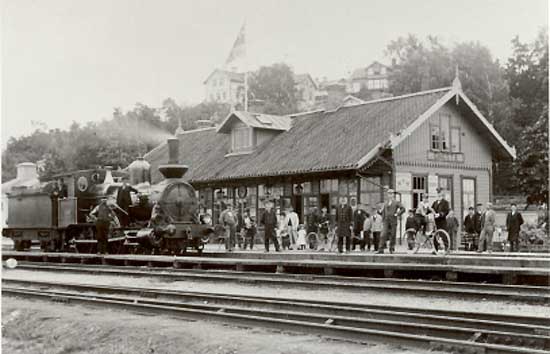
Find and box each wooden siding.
[394,101,493,235]
[394,101,493,169]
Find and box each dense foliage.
[386,31,548,201]
[2,101,230,181]
[247,63,298,115]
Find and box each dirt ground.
[2,297,443,354]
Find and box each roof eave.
[456,91,516,160]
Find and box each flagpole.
[244,21,248,112]
[244,71,248,112]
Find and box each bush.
[519,222,548,245]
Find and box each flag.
[224,23,246,71]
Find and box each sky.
[1,0,548,143]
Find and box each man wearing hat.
[431,188,450,251]
[376,189,405,254]
[260,200,280,252]
[478,202,496,253]
[116,178,138,227]
[336,196,353,253]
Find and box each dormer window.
[231,123,252,152]
[217,111,291,156]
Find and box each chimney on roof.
[175,117,185,135]
[196,119,215,129]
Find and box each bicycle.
[405,226,450,255]
[305,228,336,251]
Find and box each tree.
[163,99,230,133]
[514,105,548,205]
[386,35,518,193]
[248,63,298,115]
[386,35,453,95]
[40,150,67,180]
[507,29,549,203]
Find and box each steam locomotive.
[2,137,213,255]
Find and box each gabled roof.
[294,73,318,90]
[203,69,245,84]
[217,111,292,133]
[144,83,515,184]
[350,60,391,80]
[340,95,366,107]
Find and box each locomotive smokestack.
[158,136,188,179]
[167,137,179,164]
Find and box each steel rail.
[4,278,548,332]
[3,282,549,354]
[14,262,550,304]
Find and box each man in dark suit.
[431,189,450,251]
[506,203,524,252]
[260,200,280,252]
[336,196,353,253]
[376,189,405,254]
[116,179,138,227]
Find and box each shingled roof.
[145,87,454,184]
[217,111,292,133]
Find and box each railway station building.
[144,77,515,234]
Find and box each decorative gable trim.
[387,86,516,160]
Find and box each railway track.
[3,278,549,354]
[12,261,550,304]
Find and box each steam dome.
[128,157,151,185]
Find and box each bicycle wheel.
[403,228,418,251]
[307,232,319,250]
[433,229,451,254]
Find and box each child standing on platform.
[296,225,307,250]
[405,209,418,250]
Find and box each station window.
[430,113,453,152]
[412,176,427,209]
[231,124,252,152]
[360,176,382,208]
[438,176,453,207]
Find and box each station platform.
[3,248,549,286]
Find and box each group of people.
[218,189,421,254]
[464,202,524,253]
[89,178,173,254]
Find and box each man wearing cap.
[219,204,238,251]
[463,206,478,251]
[89,198,116,254]
[260,200,280,252]
[431,189,450,251]
[116,179,138,227]
[478,202,496,253]
[376,189,405,254]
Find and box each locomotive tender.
[2,137,213,254]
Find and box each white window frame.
[430,113,458,153]
[231,125,252,152]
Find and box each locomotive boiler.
[2,137,213,254]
